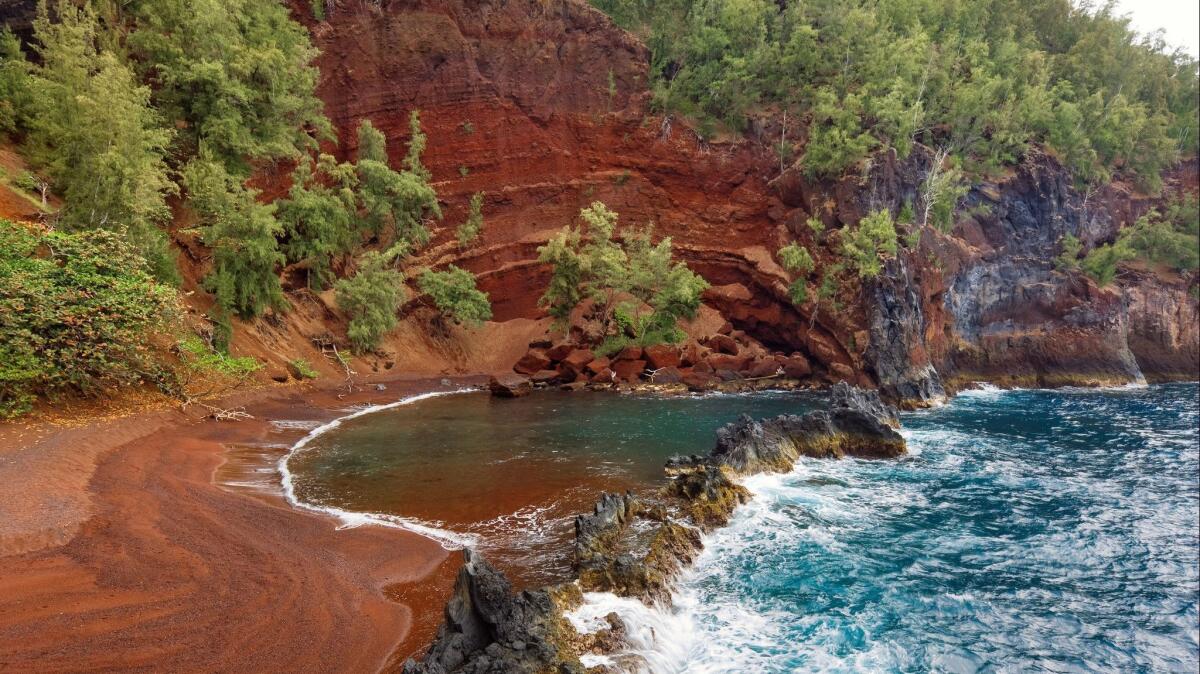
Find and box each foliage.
[839,210,898,279]
[777,242,815,305]
[1080,240,1135,286]
[0,28,30,136]
[1056,232,1083,271]
[457,192,485,248]
[418,266,493,327]
[354,118,441,246]
[593,0,1198,188]
[24,1,179,282]
[289,358,319,379]
[128,0,331,175]
[184,153,286,320]
[1120,194,1200,271]
[277,154,358,289]
[177,336,261,378]
[537,202,709,346]
[0,220,178,418]
[334,251,405,354]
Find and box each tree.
[840,210,898,279]
[537,202,709,352]
[277,154,359,289]
[334,251,405,354]
[129,0,331,174]
[1056,233,1082,271]
[418,266,492,327]
[457,192,485,248]
[184,152,286,320]
[24,1,178,282]
[354,118,441,247]
[0,28,30,136]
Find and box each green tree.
[129,0,331,174]
[1056,233,1082,271]
[277,154,359,289]
[184,152,286,320]
[0,28,30,136]
[418,265,492,327]
[354,118,441,246]
[24,1,178,281]
[334,251,405,353]
[537,202,709,350]
[840,209,898,279]
[457,192,485,248]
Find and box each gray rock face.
[711,384,906,472]
[866,257,948,408]
[403,549,581,674]
[574,491,639,571]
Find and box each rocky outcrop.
[488,374,532,398]
[401,549,588,674]
[1122,268,1200,382]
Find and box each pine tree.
[334,251,405,353]
[419,266,492,327]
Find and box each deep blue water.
[581,383,1199,673]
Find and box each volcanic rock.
[488,374,532,398]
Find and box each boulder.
[651,366,684,384]
[530,369,561,385]
[614,345,643,361]
[488,374,532,398]
[559,349,595,376]
[779,354,812,378]
[707,333,739,355]
[586,356,611,375]
[643,344,681,370]
[708,352,752,372]
[612,359,647,382]
[680,340,706,366]
[746,358,782,379]
[546,343,574,362]
[514,348,552,375]
[682,372,715,391]
[589,367,616,384]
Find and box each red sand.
[0,378,478,673]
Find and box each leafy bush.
[289,359,319,380]
[538,202,709,345]
[178,337,261,378]
[184,153,286,320]
[0,220,178,417]
[778,242,815,305]
[1056,233,1083,271]
[334,252,405,354]
[418,266,493,327]
[840,210,898,279]
[457,192,485,248]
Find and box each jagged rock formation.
[408,385,907,670]
[401,549,589,674]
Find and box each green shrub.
[538,202,708,345]
[178,337,261,378]
[840,210,898,279]
[418,266,493,327]
[335,252,405,354]
[0,220,178,417]
[289,359,319,379]
[457,192,485,248]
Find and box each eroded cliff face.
[289,0,1197,401]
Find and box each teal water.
[573,383,1199,673]
[287,389,822,583]
[291,383,1200,671]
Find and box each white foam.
[278,389,479,550]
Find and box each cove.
[286,389,824,585]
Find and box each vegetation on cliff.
[593,0,1198,189]
[1059,192,1200,285]
[538,201,709,355]
[0,0,491,416]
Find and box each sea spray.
[278,389,479,549]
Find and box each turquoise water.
[575,383,1199,673]
[293,383,1200,671]
[288,389,823,584]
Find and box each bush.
[178,337,261,378]
[289,359,319,379]
[538,202,709,345]
[457,192,485,248]
[840,210,898,279]
[335,252,405,354]
[418,266,493,327]
[0,220,178,417]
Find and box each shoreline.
[1,376,1195,672]
[0,375,483,673]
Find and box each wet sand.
[0,377,482,673]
